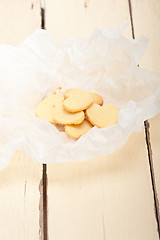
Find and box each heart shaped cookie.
[36,94,64,123]
[63,88,93,112]
[65,119,93,139]
[86,103,118,128]
[51,103,85,125]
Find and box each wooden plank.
[47,132,158,240]
[45,0,159,239]
[0,1,42,239]
[45,0,130,41]
[0,152,42,240]
[130,0,160,221]
[0,0,41,46]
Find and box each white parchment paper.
[0,26,160,169]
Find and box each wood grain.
[130,0,160,223]
[45,0,159,239]
[0,1,42,239]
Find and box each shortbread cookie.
[63,88,93,112]
[36,94,64,123]
[89,92,103,105]
[51,103,85,125]
[65,119,93,139]
[86,103,118,128]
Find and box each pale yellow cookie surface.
[51,103,85,125]
[63,88,93,112]
[65,119,93,139]
[89,92,103,105]
[36,94,64,123]
[86,103,118,128]
[63,88,81,99]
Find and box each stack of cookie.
[36,88,118,139]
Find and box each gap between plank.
[128,0,160,238]
[39,1,48,240]
[39,165,48,240]
[42,164,48,240]
[41,5,45,29]
[144,121,160,237]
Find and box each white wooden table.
[0,1,159,239]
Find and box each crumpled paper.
[0,26,160,170]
